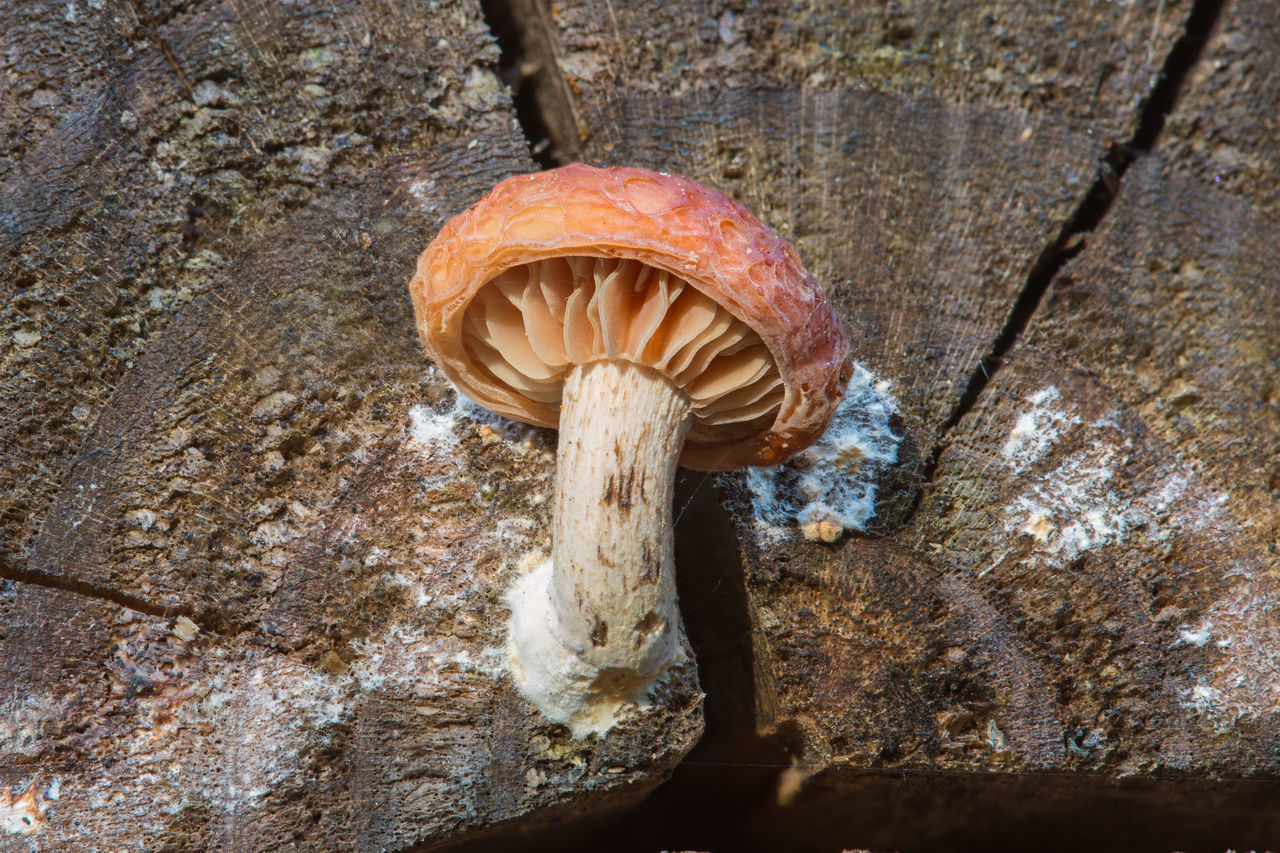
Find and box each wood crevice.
[0,556,238,636]
[479,0,579,167]
[125,0,198,98]
[909,0,1229,511]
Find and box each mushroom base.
[506,559,687,738]
[506,360,694,736]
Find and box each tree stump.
[0,2,699,849]
[3,0,1277,850]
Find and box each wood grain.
[0,0,702,848]
[502,0,1280,832]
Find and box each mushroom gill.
[461,256,785,443]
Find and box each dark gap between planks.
[480,0,563,168]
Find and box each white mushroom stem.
[507,360,693,736]
[553,360,692,676]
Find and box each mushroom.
[409,164,850,735]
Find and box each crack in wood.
[911,0,1229,509]
[479,0,581,166]
[0,555,236,636]
[126,0,197,99]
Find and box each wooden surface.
[3,0,1278,850]
[1163,0,1280,215]
[514,0,1188,160]
[506,0,1280,847]
[0,1,700,850]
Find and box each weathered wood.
[502,0,1193,461]
[504,0,1280,841]
[511,0,1187,161]
[747,148,1280,848]
[517,85,1090,441]
[5,0,1278,847]
[1164,0,1280,216]
[1,0,701,849]
[914,153,1280,770]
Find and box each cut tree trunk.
[498,0,1280,849]
[0,1,700,850]
[3,0,1278,850]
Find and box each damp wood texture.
[2,0,1278,851]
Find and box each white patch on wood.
[1177,559,1280,730]
[0,780,52,836]
[746,362,900,542]
[987,424,1276,733]
[408,394,535,457]
[200,659,348,759]
[1143,473,1179,514]
[408,399,468,451]
[1001,386,1081,471]
[1184,682,1220,715]
[12,330,41,348]
[1003,441,1130,564]
[409,177,437,211]
[119,610,505,824]
[1174,622,1214,647]
[1131,463,1279,730]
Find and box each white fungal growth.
[505,558,682,738]
[408,176,438,211]
[1174,622,1214,648]
[986,387,1280,736]
[746,362,901,542]
[1001,386,1080,471]
[348,624,506,692]
[1002,440,1131,566]
[1173,549,1280,729]
[408,400,465,450]
[1184,682,1221,716]
[986,720,1008,751]
[408,395,514,452]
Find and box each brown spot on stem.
[617,466,635,511]
[639,540,656,582]
[633,611,662,649]
[590,618,609,648]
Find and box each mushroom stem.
[506,360,692,734]
[552,360,692,679]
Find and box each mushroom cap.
[409,163,851,470]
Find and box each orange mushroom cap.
[409,163,851,470]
